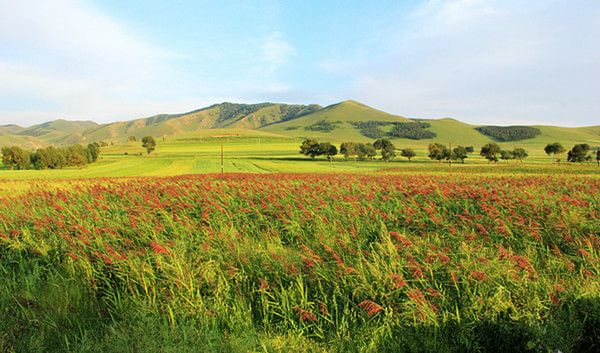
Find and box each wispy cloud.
[347,0,600,126]
[0,0,179,124]
[260,31,295,74]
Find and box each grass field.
[0,133,599,352]
[1,135,599,182]
[0,172,598,352]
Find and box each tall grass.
[0,173,598,352]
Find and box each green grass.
[0,173,598,352]
[1,134,599,181]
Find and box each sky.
[0,0,599,127]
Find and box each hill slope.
[0,101,598,154]
[82,102,320,142]
[261,100,412,140]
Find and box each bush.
[351,121,436,140]
[387,122,437,140]
[304,120,341,132]
[475,126,541,141]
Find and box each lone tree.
[319,142,338,162]
[597,149,600,166]
[480,143,501,162]
[401,148,416,161]
[567,144,591,163]
[428,143,450,163]
[373,138,396,162]
[512,148,528,162]
[142,136,157,154]
[544,142,565,163]
[451,145,468,164]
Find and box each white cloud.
[347,0,600,126]
[260,31,295,74]
[0,0,177,124]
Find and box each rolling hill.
[1,100,599,153]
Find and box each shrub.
[304,120,340,132]
[387,122,437,139]
[475,126,541,141]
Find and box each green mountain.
[82,102,321,142]
[1,101,599,152]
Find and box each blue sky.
[0,0,599,126]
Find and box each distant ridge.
[1,100,599,149]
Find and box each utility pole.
[221,145,224,174]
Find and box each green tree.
[355,143,369,161]
[512,148,528,162]
[451,145,468,164]
[340,142,357,160]
[480,143,501,162]
[65,145,89,167]
[319,142,338,162]
[500,150,514,162]
[363,143,377,160]
[32,146,66,170]
[597,149,600,166]
[87,143,100,163]
[300,139,321,159]
[428,143,450,162]
[544,142,565,163]
[1,146,31,170]
[142,136,157,155]
[128,136,137,142]
[567,144,591,163]
[373,138,396,162]
[400,148,416,161]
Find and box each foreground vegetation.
[0,173,598,352]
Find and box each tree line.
[300,138,399,162]
[1,143,100,170]
[544,142,600,164]
[301,139,600,165]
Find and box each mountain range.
[1,100,599,149]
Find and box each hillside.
[260,100,412,140]
[82,102,320,142]
[0,100,598,154]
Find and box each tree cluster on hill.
[304,120,342,132]
[214,102,272,125]
[350,121,437,140]
[387,122,436,139]
[475,126,541,141]
[279,104,322,121]
[1,143,100,170]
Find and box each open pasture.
[1,136,599,181]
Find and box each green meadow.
[1,134,599,182]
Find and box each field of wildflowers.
[0,173,598,352]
